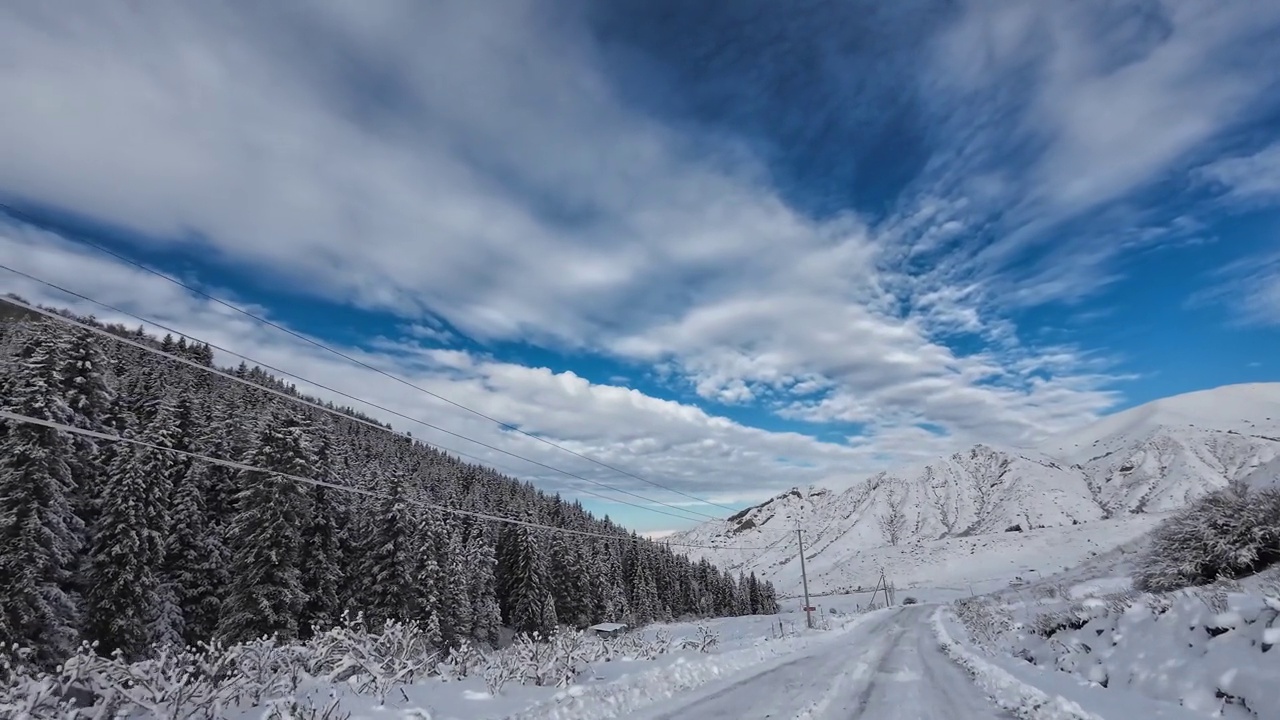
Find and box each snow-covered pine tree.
[0,323,83,667]
[57,327,116,624]
[630,551,660,625]
[165,457,227,646]
[298,422,344,637]
[735,572,751,616]
[507,517,557,637]
[467,521,502,647]
[361,466,416,626]
[595,542,630,623]
[440,524,473,647]
[410,502,445,648]
[216,409,315,644]
[84,393,186,657]
[549,530,589,629]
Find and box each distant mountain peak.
[675,382,1280,593]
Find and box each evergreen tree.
[440,525,473,647]
[298,484,344,637]
[165,459,226,645]
[361,468,415,626]
[217,411,314,643]
[630,554,660,625]
[0,324,83,667]
[84,397,184,657]
[550,531,589,628]
[298,421,343,637]
[57,328,115,622]
[467,522,502,647]
[508,520,556,636]
[410,503,445,648]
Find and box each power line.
[0,408,767,551]
[0,283,716,524]
[0,204,737,512]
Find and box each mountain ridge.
[671,382,1280,593]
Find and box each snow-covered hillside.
[1047,383,1280,513]
[673,383,1280,592]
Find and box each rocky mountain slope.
[670,382,1280,594]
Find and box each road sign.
[803,606,816,611]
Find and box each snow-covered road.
[633,605,1013,720]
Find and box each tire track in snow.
[792,612,908,720]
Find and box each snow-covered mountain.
[671,382,1280,595]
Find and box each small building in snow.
[586,622,628,639]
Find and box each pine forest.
[0,298,779,670]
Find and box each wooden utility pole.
[797,528,813,629]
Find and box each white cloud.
[0,0,844,351]
[1188,250,1280,327]
[1199,142,1280,202]
[926,0,1280,297]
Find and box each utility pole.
[797,528,813,629]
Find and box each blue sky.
[1,0,1279,534]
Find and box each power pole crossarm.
[797,528,813,629]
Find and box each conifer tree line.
[0,299,779,669]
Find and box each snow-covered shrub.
[1031,584,1064,601]
[1134,485,1280,592]
[700,626,720,653]
[0,646,83,719]
[62,640,244,719]
[1029,603,1093,639]
[230,637,309,706]
[309,616,438,704]
[507,633,559,687]
[1194,586,1230,614]
[262,691,351,720]
[482,650,521,696]
[951,598,1014,649]
[441,640,484,680]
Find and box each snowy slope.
[1046,383,1280,513]
[1242,455,1280,491]
[673,382,1280,592]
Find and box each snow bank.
[930,607,1104,720]
[1066,577,1133,600]
[1008,589,1280,718]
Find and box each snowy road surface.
[635,606,1014,720]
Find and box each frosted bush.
[482,651,521,696]
[1134,485,1280,592]
[308,615,438,704]
[441,640,484,680]
[229,638,309,706]
[262,692,350,720]
[952,598,1014,649]
[60,640,244,720]
[3,614,719,711]
[0,645,83,719]
[675,625,719,653]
